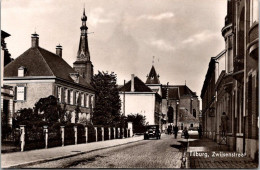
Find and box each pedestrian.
[198,125,202,139]
[174,125,179,139]
[221,112,228,137]
[183,127,189,139]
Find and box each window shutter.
[14,86,17,100]
[24,86,27,101]
[74,91,76,105]
[68,90,70,104]
[84,94,86,107]
[61,87,64,103]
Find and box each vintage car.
[144,125,161,140]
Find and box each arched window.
[193,109,196,118]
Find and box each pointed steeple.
[146,65,160,84]
[77,8,90,61]
[73,8,93,84]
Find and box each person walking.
[183,127,189,139]
[174,125,179,139]
[221,112,228,137]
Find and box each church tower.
[145,65,162,96]
[73,8,93,84]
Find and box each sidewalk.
[186,137,259,169]
[1,136,143,168]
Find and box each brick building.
[1,30,14,128]
[201,0,258,161]
[161,84,200,131]
[3,9,96,124]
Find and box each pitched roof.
[118,76,153,92]
[162,87,179,100]
[162,85,197,99]
[4,46,94,90]
[146,65,160,84]
[178,108,199,123]
[1,30,11,38]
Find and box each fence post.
[85,127,88,143]
[128,122,133,137]
[20,125,26,152]
[74,125,77,145]
[122,128,125,138]
[118,127,120,139]
[101,127,104,141]
[113,127,116,139]
[43,126,48,149]
[60,126,65,146]
[94,127,98,142]
[108,127,111,140]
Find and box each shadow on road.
[170,144,183,150]
[63,155,106,168]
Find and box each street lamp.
[176,100,179,126]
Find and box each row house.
[3,9,96,124]
[201,0,258,161]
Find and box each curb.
[3,137,144,168]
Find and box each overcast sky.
[1,0,227,99]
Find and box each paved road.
[23,135,183,168]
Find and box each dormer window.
[18,66,26,77]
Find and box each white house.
[119,74,162,125]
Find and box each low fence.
[2,123,134,152]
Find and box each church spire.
[77,8,90,61]
[73,8,93,84]
[146,65,160,84]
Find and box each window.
[70,90,73,105]
[86,94,89,107]
[92,95,94,107]
[75,91,79,105]
[16,86,26,101]
[250,0,259,26]
[18,66,25,77]
[90,95,94,108]
[81,93,84,107]
[193,109,196,118]
[64,88,67,103]
[57,87,62,102]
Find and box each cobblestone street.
[22,134,183,168]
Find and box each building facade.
[119,65,200,132]
[201,0,259,161]
[1,30,14,128]
[119,74,162,125]
[162,84,200,131]
[3,10,96,124]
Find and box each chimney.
[131,74,135,92]
[56,44,62,57]
[31,32,39,47]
